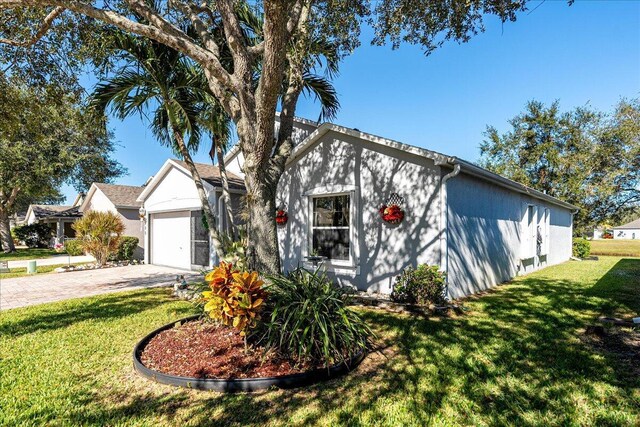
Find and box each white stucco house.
[138,117,578,299]
[80,183,147,257]
[612,218,640,239]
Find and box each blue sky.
[62,0,640,202]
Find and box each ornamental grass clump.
[201,262,267,336]
[258,268,372,367]
[73,211,124,266]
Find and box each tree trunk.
[243,167,280,274]
[212,138,236,240]
[171,129,225,260]
[0,209,16,253]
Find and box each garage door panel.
[151,211,191,269]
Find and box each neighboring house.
[613,218,640,239]
[137,159,246,270]
[80,183,146,257]
[139,117,578,299]
[24,202,83,243]
[9,211,26,230]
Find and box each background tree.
[0,0,545,272]
[0,73,124,252]
[480,99,640,234]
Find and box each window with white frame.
[538,207,550,256]
[521,204,536,259]
[311,194,350,261]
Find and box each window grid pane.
[311,194,351,260]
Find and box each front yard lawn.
[0,263,89,279]
[590,239,640,257]
[1,257,638,426]
[0,248,58,261]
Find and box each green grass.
[0,248,59,261]
[1,257,638,426]
[590,239,640,257]
[0,263,89,279]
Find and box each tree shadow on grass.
[0,289,195,339]
[10,260,640,426]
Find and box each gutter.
[436,158,461,294]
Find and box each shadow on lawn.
[0,289,194,339]
[20,259,640,426]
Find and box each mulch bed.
[139,320,317,379]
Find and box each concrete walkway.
[7,255,96,269]
[0,264,201,310]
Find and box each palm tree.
[91,5,341,261]
[91,32,227,259]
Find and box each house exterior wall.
[83,188,145,253]
[613,228,640,239]
[144,167,208,214]
[225,118,317,179]
[276,131,441,294]
[446,172,573,298]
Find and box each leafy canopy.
[480,99,640,233]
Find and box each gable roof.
[95,183,145,208]
[137,159,245,203]
[614,218,640,230]
[80,183,145,212]
[171,160,245,190]
[27,204,82,220]
[286,122,579,211]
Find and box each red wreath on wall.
[379,193,405,225]
[275,209,288,225]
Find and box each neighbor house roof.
[27,205,82,220]
[137,159,246,203]
[614,218,640,230]
[95,183,144,208]
[80,183,145,212]
[171,160,246,191]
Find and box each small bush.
[258,268,372,366]
[391,264,447,306]
[111,236,139,261]
[12,223,54,248]
[201,262,267,336]
[73,211,124,266]
[64,239,84,256]
[573,238,591,258]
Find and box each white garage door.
[151,211,191,269]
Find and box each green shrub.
[573,238,591,258]
[257,268,372,366]
[391,264,447,306]
[115,236,139,261]
[73,211,124,266]
[64,239,84,256]
[12,223,54,248]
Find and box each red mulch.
[140,320,316,379]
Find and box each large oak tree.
[480,99,640,234]
[0,0,541,272]
[0,74,124,252]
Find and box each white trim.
[306,191,359,271]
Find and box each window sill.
[302,261,360,277]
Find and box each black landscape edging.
[133,315,365,392]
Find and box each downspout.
[438,160,461,298]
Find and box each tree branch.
[0,0,241,118]
[0,5,63,47]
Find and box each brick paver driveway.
[0,265,201,310]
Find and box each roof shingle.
[171,159,245,191]
[95,183,145,208]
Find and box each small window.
[311,194,350,260]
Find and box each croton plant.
[201,262,267,336]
